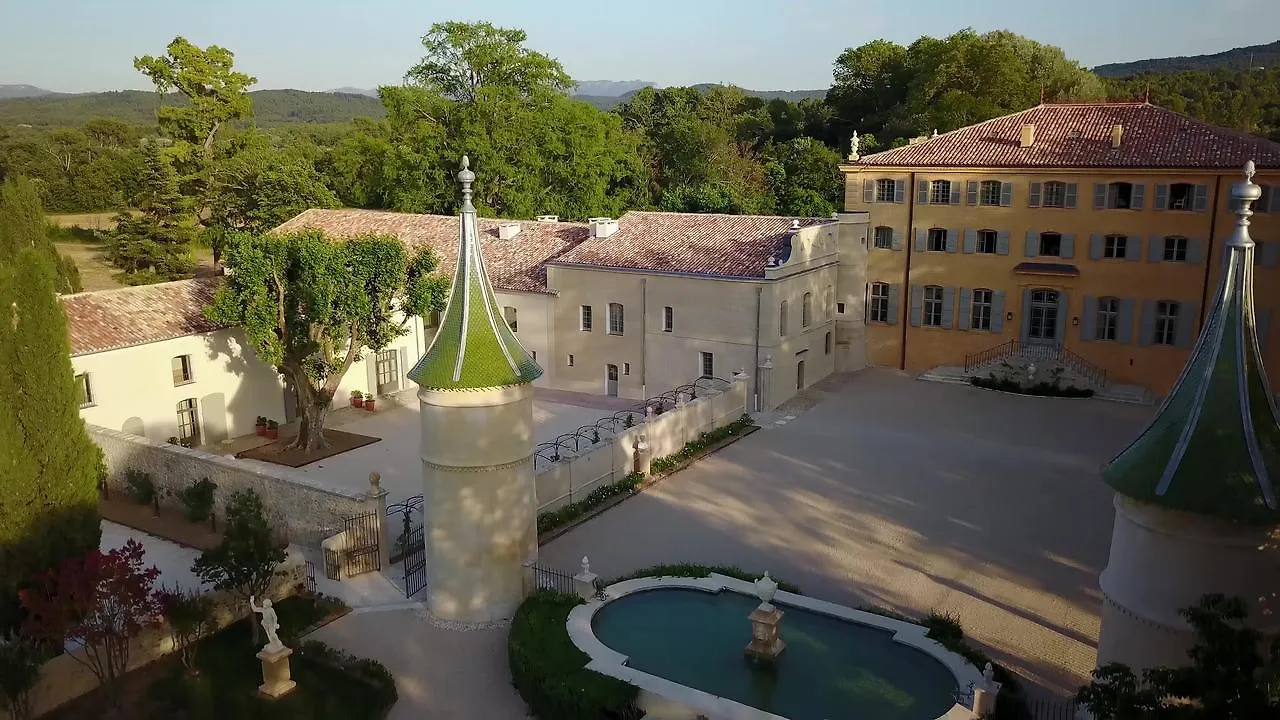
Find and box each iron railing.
[963,340,1107,388]
[525,560,576,594]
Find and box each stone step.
[916,367,972,386]
[1096,384,1155,405]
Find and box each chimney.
[1019,124,1035,148]
[1111,124,1124,149]
[497,222,521,240]
[590,218,618,239]
[535,214,559,223]
[790,219,801,230]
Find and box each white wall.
[496,290,554,385]
[334,311,430,410]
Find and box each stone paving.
[541,368,1155,697]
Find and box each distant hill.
[575,83,827,110]
[0,84,57,99]
[328,87,379,97]
[1094,40,1280,77]
[0,89,387,127]
[573,80,654,97]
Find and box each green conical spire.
[1103,162,1280,525]
[407,156,542,391]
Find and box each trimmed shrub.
[537,472,644,535]
[969,375,1094,398]
[125,469,158,505]
[648,413,754,475]
[178,478,217,523]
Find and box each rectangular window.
[1104,235,1128,259]
[977,230,998,254]
[1096,298,1119,341]
[780,300,788,337]
[608,303,624,335]
[503,306,517,333]
[1168,183,1193,210]
[802,292,812,327]
[923,286,944,327]
[927,228,947,252]
[699,352,714,378]
[873,226,893,249]
[663,306,673,332]
[869,284,888,323]
[837,302,846,314]
[1039,232,1062,257]
[176,398,199,444]
[1164,237,1188,262]
[1154,301,1179,345]
[875,179,897,202]
[979,181,1002,206]
[171,355,193,385]
[929,180,951,204]
[1107,182,1133,209]
[970,289,992,331]
[567,354,575,367]
[1043,181,1066,208]
[623,362,630,375]
[375,349,399,391]
[824,331,832,355]
[580,305,592,331]
[76,372,93,408]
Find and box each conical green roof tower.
[1104,162,1280,525]
[408,157,542,391]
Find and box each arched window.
[802,292,812,327]
[608,303,624,335]
[779,300,789,337]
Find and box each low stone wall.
[11,551,306,720]
[535,376,749,513]
[89,425,375,546]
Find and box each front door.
[375,349,400,395]
[1025,288,1061,344]
[606,364,619,396]
[796,360,806,390]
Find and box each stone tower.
[407,156,543,623]
[1096,162,1280,672]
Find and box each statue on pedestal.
[847,132,860,161]
[250,596,283,651]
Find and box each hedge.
[650,413,755,474]
[970,375,1094,398]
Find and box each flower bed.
[970,375,1094,398]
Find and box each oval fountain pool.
[567,574,983,720]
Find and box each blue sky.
[3,0,1278,93]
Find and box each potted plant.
[364,392,376,412]
[255,416,267,436]
[351,390,364,408]
[265,420,279,440]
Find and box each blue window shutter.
[1177,303,1199,348]
[1118,299,1135,344]
[1025,230,1039,257]
[1055,290,1069,341]
[966,181,978,205]
[1125,236,1142,261]
[894,179,906,203]
[1257,308,1272,350]
[1065,183,1078,209]
[1264,241,1280,268]
[890,228,902,251]
[1139,300,1156,345]
[918,180,930,204]
[1131,184,1146,209]
[991,291,1006,333]
[1089,234,1103,260]
[1154,184,1168,210]
[946,228,960,253]
[1000,182,1013,206]
[914,229,927,252]
[863,179,874,203]
[1029,182,1042,207]
[909,285,923,327]
[1061,233,1076,259]
[996,231,1010,256]
[941,287,956,328]
[1020,290,1033,339]
[963,229,977,254]
[1081,296,1097,341]
[1186,239,1205,265]
[887,285,901,324]
[949,183,961,205]
[1193,184,1209,211]
[1148,235,1164,263]
[1093,183,1107,209]
[959,288,972,330]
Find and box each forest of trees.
[0,25,1277,285]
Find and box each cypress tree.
[0,247,102,631]
[0,176,82,294]
[103,145,196,285]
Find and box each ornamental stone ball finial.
[754,571,779,610]
[1245,159,1256,184]
[581,556,590,575]
[457,155,475,184]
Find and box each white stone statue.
[982,662,995,687]
[848,132,860,160]
[754,571,779,611]
[250,596,283,652]
[1026,362,1037,382]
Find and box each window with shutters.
[1163,236,1188,262]
[700,352,714,378]
[1107,182,1133,209]
[1096,297,1120,340]
[875,179,897,202]
[663,306,673,332]
[1154,301,1180,345]
[1168,183,1194,210]
[1039,232,1062,257]
[76,373,93,408]
[1104,235,1128,259]
[171,355,194,385]
[1028,289,1059,341]
[780,300,788,336]
[580,305,593,331]
[929,180,951,204]
[608,303,624,335]
[869,283,889,323]
[503,306,517,333]
[923,286,944,327]
[977,230,998,254]
[927,228,947,252]
[970,289,992,330]
[873,226,893,249]
[177,398,199,444]
[802,292,812,327]
[979,181,1002,206]
[1043,181,1067,208]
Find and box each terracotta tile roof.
[853,102,1280,169]
[275,209,591,294]
[61,277,225,356]
[551,211,832,279]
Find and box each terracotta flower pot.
[266,428,279,440]
[255,425,266,437]
[352,396,364,408]
[364,398,376,411]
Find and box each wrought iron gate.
[402,524,427,598]
[325,509,382,580]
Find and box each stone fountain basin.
[566,574,984,720]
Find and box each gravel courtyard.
[541,369,1155,696]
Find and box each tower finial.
[1226,160,1263,248]
[456,155,475,211]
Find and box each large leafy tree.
[0,176,81,293]
[102,144,196,284]
[407,21,573,103]
[207,230,448,451]
[191,490,284,644]
[765,137,843,217]
[206,131,341,241]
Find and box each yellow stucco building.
[841,102,1280,397]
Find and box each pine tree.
[104,144,196,285]
[0,176,83,294]
[0,247,102,631]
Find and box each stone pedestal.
[744,606,785,662]
[574,556,599,601]
[257,645,297,700]
[972,684,1000,716]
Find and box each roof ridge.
[60,276,219,300]
[622,209,834,222]
[298,207,593,227]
